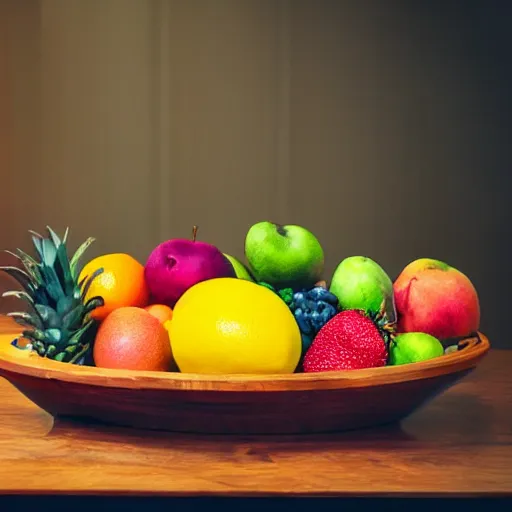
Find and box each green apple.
[223,253,254,281]
[329,256,394,317]
[244,221,324,289]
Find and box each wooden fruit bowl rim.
[0,330,489,392]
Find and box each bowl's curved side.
[3,361,476,434]
[0,332,490,392]
[0,332,490,434]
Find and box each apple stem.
[192,225,198,242]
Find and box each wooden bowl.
[0,324,490,435]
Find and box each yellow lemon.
[169,278,301,374]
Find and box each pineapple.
[0,227,104,364]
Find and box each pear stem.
[192,225,198,242]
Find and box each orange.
[93,306,173,371]
[144,304,173,324]
[79,253,150,321]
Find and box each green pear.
[244,221,324,289]
[223,253,255,281]
[329,256,394,317]
[389,332,444,365]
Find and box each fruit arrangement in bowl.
[0,222,489,434]
[1,222,482,374]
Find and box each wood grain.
[0,315,511,497]
[0,316,489,434]
[0,351,510,497]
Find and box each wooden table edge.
[0,489,511,498]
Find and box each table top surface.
[0,316,510,498]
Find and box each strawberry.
[303,309,394,372]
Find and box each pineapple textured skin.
[1,227,104,364]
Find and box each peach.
[393,258,480,339]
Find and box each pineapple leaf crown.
[0,226,104,363]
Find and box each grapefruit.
[93,306,173,371]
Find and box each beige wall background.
[1,0,510,347]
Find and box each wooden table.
[0,318,510,509]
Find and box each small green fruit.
[389,332,444,365]
[244,221,324,289]
[329,256,394,316]
[223,253,254,282]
